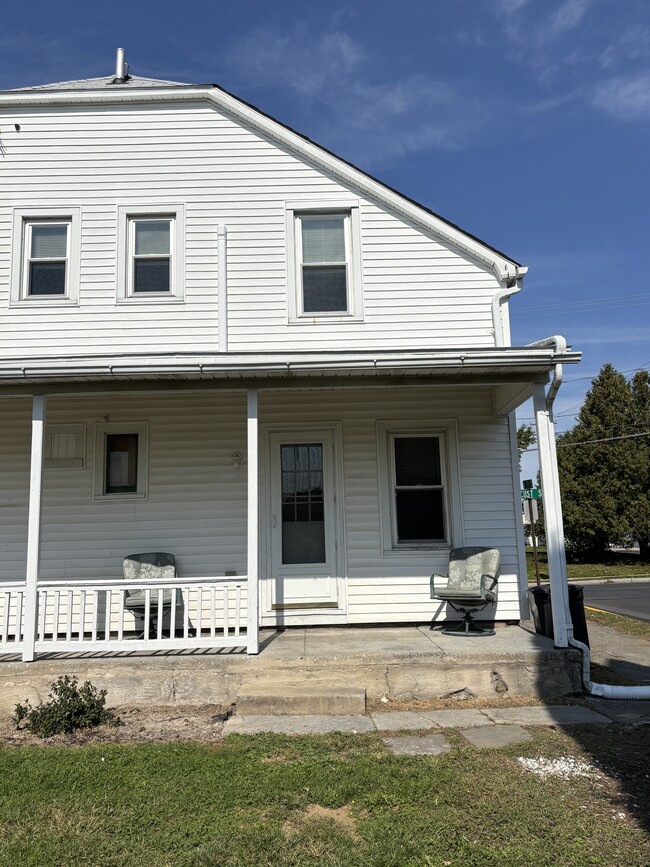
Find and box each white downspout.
[528,336,650,699]
[491,264,528,347]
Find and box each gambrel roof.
[0,70,522,277]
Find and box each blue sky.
[2,0,648,480]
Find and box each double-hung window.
[286,202,363,322]
[117,206,185,302]
[25,221,69,296]
[298,213,349,313]
[391,435,446,544]
[131,218,173,294]
[11,208,81,305]
[378,421,463,553]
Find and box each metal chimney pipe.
[115,48,127,81]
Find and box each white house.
[0,52,580,662]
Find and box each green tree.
[516,423,536,469]
[557,364,648,561]
[626,370,650,560]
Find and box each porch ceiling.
[0,347,580,394]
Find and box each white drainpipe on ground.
[528,336,650,699]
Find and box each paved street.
[581,581,650,623]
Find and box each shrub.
[13,675,120,737]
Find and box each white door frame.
[260,422,347,625]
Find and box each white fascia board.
[0,85,519,274]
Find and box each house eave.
[0,347,581,391]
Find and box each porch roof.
[0,346,580,391]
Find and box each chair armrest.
[480,573,498,603]
[430,573,446,599]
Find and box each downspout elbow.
[492,264,528,347]
[569,637,650,700]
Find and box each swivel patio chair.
[123,552,177,638]
[430,547,500,636]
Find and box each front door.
[267,429,341,616]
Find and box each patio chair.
[430,547,500,636]
[123,552,177,638]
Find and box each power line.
[523,431,650,452]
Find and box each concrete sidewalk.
[224,700,650,737]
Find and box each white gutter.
[528,336,650,699]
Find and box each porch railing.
[0,577,251,661]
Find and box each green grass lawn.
[1,729,648,866]
[526,548,649,583]
[584,608,650,640]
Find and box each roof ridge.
[4,74,189,93]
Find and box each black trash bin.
[568,584,590,648]
[527,583,590,647]
[527,585,553,638]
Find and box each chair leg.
[441,607,495,637]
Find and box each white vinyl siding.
[0,386,522,624]
[0,103,500,356]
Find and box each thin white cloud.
[591,73,650,120]
[226,23,504,164]
[599,25,650,69]
[541,0,593,44]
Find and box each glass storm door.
[269,431,339,610]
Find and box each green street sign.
[521,488,542,500]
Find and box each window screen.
[105,433,139,494]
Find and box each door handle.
[272,514,277,529]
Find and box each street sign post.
[521,482,542,585]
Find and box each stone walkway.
[224,700,650,754]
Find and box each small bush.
[13,675,120,738]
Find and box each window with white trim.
[286,202,363,322]
[94,422,148,500]
[10,208,81,305]
[377,421,463,553]
[117,206,185,302]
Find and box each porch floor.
[0,623,582,713]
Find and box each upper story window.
[286,201,363,323]
[10,208,81,306]
[117,205,185,303]
[131,218,173,294]
[25,222,70,296]
[298,213,349,313]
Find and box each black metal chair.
[430,547,500,636]
[123,552,176,638]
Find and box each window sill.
[382,545,450,558]
[288,312,364,325]
[10,296,79,308]
[93,492,148,502]
[116,294,184,304]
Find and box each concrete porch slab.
[0,624,582,712]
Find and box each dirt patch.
[0,703,234,747]
[283,804,360,840]
[366,694,580,712]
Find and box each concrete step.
[236,685,366,715]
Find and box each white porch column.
[246,388,259,654]
[23,394,46,662]
[533,383,572,647]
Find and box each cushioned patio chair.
[430,547,500,636]
[123,552,177,638]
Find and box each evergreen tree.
[557,364,644,560]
